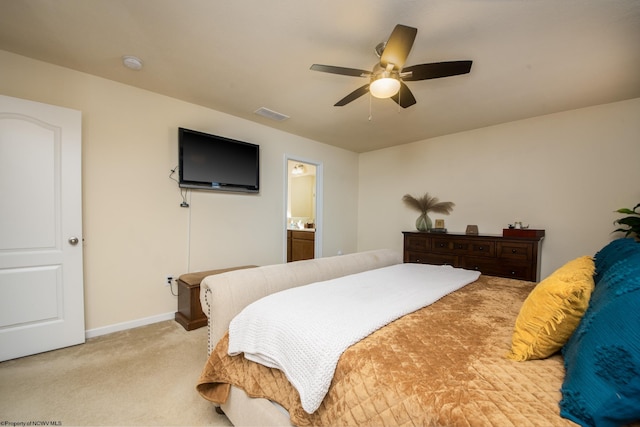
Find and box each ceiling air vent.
[254,107,290,122]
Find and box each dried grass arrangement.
[402,192,455,231]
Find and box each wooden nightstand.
[175,265,256,331]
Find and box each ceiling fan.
[310,24,472,108]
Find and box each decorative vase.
[416,213,432,231]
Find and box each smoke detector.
[122,55,143,70]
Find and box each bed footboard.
[200,249,401,351]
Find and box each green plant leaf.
[613,202,640,239]
[616,208,636,215]
[615,217,640,226]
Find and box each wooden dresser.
[403,231,545,282]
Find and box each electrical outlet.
[165,275,174,287]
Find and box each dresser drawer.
[492,262,533,281]
[432,238,495,258]
[405,234,431,252]
[406,251,456,266]
[460,257,532,281]
[431,238,452,253]
[497,242,533,261]
[468,240,495,257]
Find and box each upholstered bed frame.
[199,249,401,426]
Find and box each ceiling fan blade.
[310,64,371,77]
[401,60,472,81]
[391,81,417,108]
[334,84,370,106]
[380,24,417,70]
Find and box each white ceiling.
[1,0,639,153]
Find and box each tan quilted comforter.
[197,275,576,426]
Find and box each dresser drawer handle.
[511,249,518,254]
[478,247,484,251]
[438,243,446,248]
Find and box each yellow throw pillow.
[507,256,595,361]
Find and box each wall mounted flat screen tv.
[178,127,259,193]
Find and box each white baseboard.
[85,311,176,339]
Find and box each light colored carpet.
[0,320,233,426]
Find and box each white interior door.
[0,94,84,361]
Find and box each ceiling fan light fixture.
[369,75,400,99]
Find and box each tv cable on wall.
[169,165,190,208]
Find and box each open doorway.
[285,157,322,262]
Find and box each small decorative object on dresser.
[465,224,479,235]
[402,192,455,232]
[503,228,545,238]
[403,230,545,281]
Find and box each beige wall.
[3,48,639,332]
[0,50,360,331]
[357,97,640,278]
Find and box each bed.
[196,242,640,427]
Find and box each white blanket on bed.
[227,263,481,413]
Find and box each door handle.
[68,237,79,245]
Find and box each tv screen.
[178,128,259,193]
